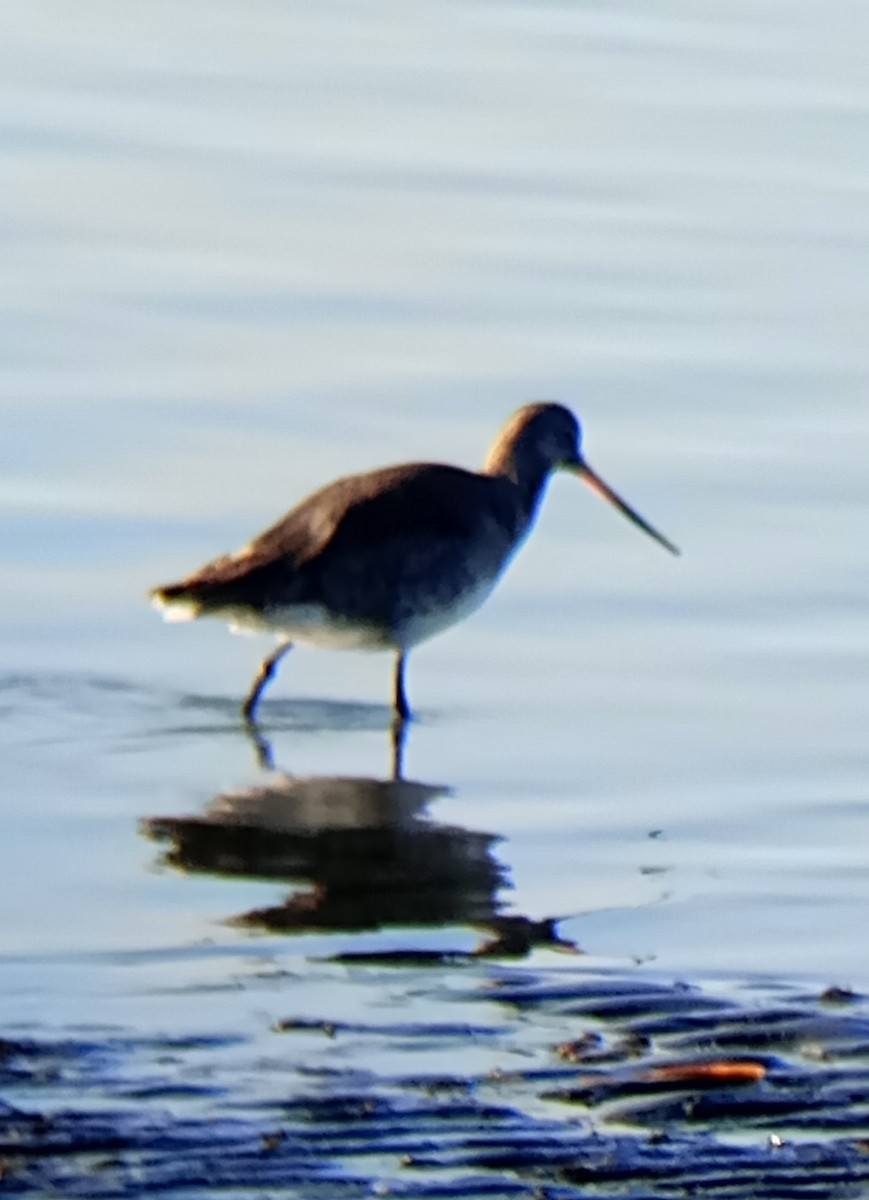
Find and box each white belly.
[156,573,500,651]
[232,603,394,650]
[266,578,498,650]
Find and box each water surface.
[2,0,868,1058]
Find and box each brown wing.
[153,463,518,614]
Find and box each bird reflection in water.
[143,724,575,959]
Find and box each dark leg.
[242,640,293,722]
[392,650,410,722]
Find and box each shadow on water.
[143,712,576,959]
[177,692,396,734]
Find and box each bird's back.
[153,462,522,642]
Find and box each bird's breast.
[391,570,501,649]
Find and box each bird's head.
[488,402,679,555]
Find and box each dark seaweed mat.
[3,972,869,1197]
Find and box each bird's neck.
[483,443,553,530]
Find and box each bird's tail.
[151,549,276,622]
[150,579,220,622]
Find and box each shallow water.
[2,0,869,1136]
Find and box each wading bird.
[152,403,678,724]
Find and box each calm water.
[2,0,869,1051]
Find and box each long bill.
[568,460,680,556]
